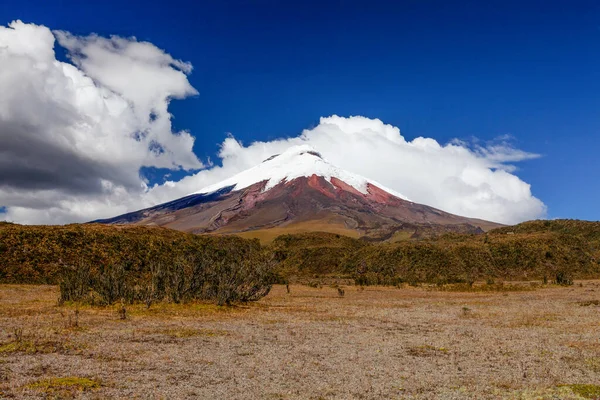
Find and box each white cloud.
[0,20,202,224]
[142,116,546,225]
[0,21,546,226]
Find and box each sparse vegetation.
[159,328,228,338]
[577,300,600,306]
[2,283,600,398]
[0,334,76,355]
[434,282,537,292]
[407,344,449,357]
[559,384,600,399]
[26,376,100,395]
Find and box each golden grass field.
[1,283,600,399]
[225,219,361,243]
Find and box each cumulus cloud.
[142,116,546,225]
[0,20,202,223]
[0,21,545,225]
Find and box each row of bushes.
[0,223,277,305]
[59,241,276,306]
[2,220,600,305]
[271,223,600,285]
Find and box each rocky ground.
[1,283,599,399]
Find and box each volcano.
[95,145,502,241]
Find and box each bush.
[199,246,276,305]
[59,240,276,306]
[555,271,573,286]
[58,261,92,304]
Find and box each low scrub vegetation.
[0,328,79,355]
[26,377,100,396]
[1,220,600,295]
[558,384,600,399]
[0,223,276,305]
[58,240,275,306]
[271,220,600,285]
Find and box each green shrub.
[555,271,574,286]
[58,240,276,306]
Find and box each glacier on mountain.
[192,145,410,201]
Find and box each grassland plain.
[1,283,600,399]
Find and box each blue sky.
[1,0,599,221]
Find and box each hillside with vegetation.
[0,222,275,305]
[270,219,600,285]
[1,220,599,296]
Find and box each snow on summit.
[193,145,409,200]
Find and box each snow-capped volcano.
[96,145,501,241]
[193,145,409,201]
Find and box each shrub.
[200,246,276,305]
[555,271,573,286]
[58,240,276,306]
[58,261,92,304]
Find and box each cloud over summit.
[0,21,546,225]
[148,116,545,225]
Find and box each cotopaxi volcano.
[95,145,502,241]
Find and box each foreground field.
[1,284,599,399]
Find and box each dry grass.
[229,219,360,244]
[1,282,600,399]
[26,376,101,397]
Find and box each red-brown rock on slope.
[95,146,502,241]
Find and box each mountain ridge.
[95,146,503,240]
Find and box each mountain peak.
[262,146,323,163]
[96,143,502,239]
[193,145,409,200]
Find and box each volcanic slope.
[96,145,502,241]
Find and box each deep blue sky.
[2,0,599,220]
